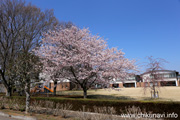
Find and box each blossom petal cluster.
[34,26,137,87]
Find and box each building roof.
[140,70,178,76]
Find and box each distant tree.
[34,26,137,98]
[0,0,58,113]
[142,56,168,98]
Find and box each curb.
[0,111,36,120]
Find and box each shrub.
[58,103,73,118]
[123,106,152,120]
[8,96,180,117]
[30,97,180,116]
[0,97,6,109]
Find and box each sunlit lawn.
[56,86,180,101]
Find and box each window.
[164,74,170,78]
[169,73,175,78]
[112,84,119,88]
[163,73,175,78]
[128,77,135,80]
[150,75,154,79]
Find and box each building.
[140,70,179,87]
[110,70,180,88]
[48,79,79,91]
[32,70,180,92]
[37,73,79,92]
[110,75,141,88]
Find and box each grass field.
[56,86,180,101]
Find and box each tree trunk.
[25,82,30,114]
[6,87,12,97]
[53,81,57,96]
[0,72,12,97]
[153,86,156,98]
[83,89,87,99]
[153,90,156,98]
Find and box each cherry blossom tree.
[34,26,137,98]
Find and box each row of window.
[145,81,176,87]
[150,73,176,78]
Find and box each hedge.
[10,96,180,115]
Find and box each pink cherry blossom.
[34,26,137,98]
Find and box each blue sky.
[26,0,180,73]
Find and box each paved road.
[0,116,18,120]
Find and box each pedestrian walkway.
[0,111,36,120]
[0,116,18,120]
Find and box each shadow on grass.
[87,94,136,100]
[31,93,136,100]
[30,92,136,100]
[142,97,168,101]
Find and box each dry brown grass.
[57,86,180,101]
